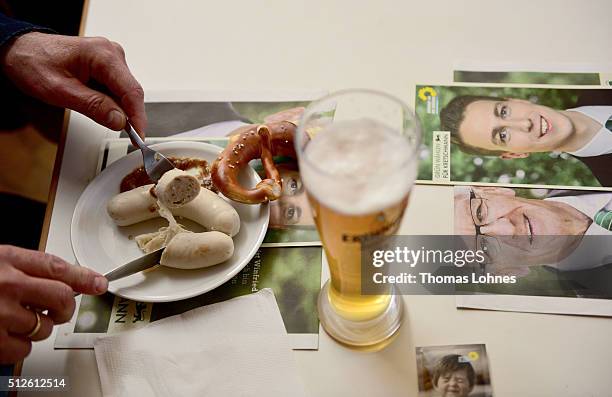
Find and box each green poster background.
[416,85,602,187]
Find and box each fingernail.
[108,110,125,129]
[95,276,108,293]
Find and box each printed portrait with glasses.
[454,186,585,277]
[466,188,502,275]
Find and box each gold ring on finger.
[25,310,42,339]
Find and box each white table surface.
[21,1,612,396]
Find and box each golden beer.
[308,193,409,321]
[296,89,421,349]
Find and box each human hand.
[0,245,108,364]
[0,32,147,136]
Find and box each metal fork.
[124,120,175,183]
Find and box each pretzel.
[211,120,298,204]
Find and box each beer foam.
[300,118,417,215]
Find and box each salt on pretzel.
[211,108,302,204]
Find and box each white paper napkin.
[94,289,308,397]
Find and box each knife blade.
[74,248,164,296]
[104,247,165,282]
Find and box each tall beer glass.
[295,89,421,349]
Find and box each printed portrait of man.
[454,186,612,277]
[440,89,612,186]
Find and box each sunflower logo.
[418,87,437,102]
[467,351,480,361]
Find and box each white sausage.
[107,185,240,236]
[172,187,240,237]
[160,231,234,269]
[154,168,200,208]
[107,185,158,226]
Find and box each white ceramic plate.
[71,141,269,302]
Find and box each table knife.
[74,247,164,296]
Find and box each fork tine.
[125,120,176,183]
[142,146,175,183]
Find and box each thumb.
[54,78,127,131]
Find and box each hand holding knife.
[74,247,164,296]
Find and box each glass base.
[317,281,403,351]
